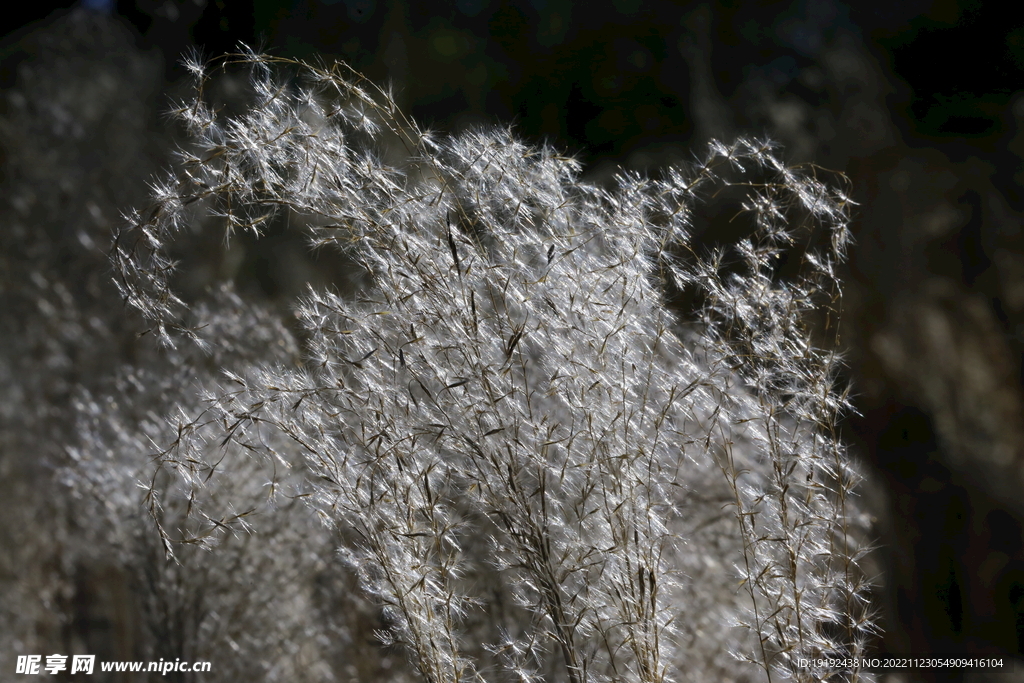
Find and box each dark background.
[4,1,1024,681]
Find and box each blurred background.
[3,1,1024,681]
